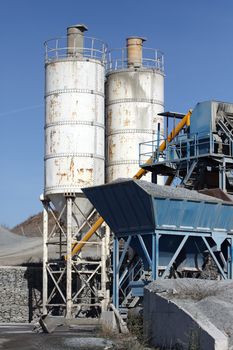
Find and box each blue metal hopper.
[83,179,233,308]
[83,179,233,235]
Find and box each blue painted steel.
[83,181,155,235]
[138,235,152,267]
[130,280,148,297]
[113,237,119,308]
[190,101,233,136]
[202,236,227,279]
[231,239,233,279]
[161,235,189,279]
[154,198,233,232]
[139,101,233,168]
[83,180,233,235]
[189,101,213,135]
[117,236,131,274]
[152,233,159,279]
[83,179,233,310]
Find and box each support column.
[66,196,73,319]
[101,227,107,311]
[229,238,233,279]
[219,158,226,191]
[105,225,111,306]
[152,232,159,280]
[42,200,49,315]
[113,237,119,309]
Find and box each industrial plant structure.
[42,24,165,318]
[41,23,233,323]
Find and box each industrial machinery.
[83,179,233,310]
[78,101,233,312]
[41,24,167,319]
[140,101,233,192]
[41,23,233,320]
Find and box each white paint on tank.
[106,68,164,183]
[45,59,105,196]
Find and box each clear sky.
[1,0,233,227]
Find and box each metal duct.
[67,24,88,57]
[126,37,146,68]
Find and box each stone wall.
[0,266,42,323]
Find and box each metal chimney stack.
[67,24,88,56]
[126,37,146,68]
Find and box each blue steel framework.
[112,230,233,309]
[83,179,233,310]
[84,101,233,310]
[140,101,233,192]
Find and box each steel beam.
[113,237,119,309]
[66,197,73,318]
[202,236,226,279]
[161,235,189,279]
[152,233,160,279]
[117,236,132,274]
[138,235,152,267]
[42,201,49,315]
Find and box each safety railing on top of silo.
[44,35,107,63]
[106,47,164,72]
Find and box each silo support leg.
[42,202,49,315]
[66,197,73,319]
[113,237,119,309]
[152,232,160,280]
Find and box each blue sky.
[1,0,233,227]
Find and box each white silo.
[44,24,106,224]
[106,37,164,182]
[42,25,107,318]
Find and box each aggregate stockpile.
[144,279,233,350]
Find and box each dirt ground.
[0,323,149,350]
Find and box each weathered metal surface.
[45,59,105,197]
[106,67,164,182]
[67,24,88,57]
[126,37,145,68]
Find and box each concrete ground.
[0,323,115,350]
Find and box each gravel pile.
[147,279,233,346]
[110,178,224,203]
[0,225,45,265]
[0,226,27,245]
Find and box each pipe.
[70,109,192,257]
[126,37,146,68]
[67,24,88,57]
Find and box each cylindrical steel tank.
[106,37,164,182]
[44,25,106,221]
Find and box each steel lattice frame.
[42,195,110,318]
[113,230,233,310]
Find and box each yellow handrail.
[70,110,192,257]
